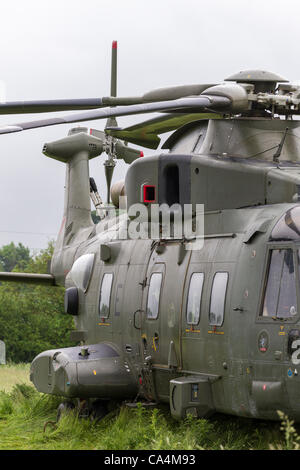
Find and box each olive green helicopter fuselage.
[31,112,300,421]
[2,51,300,420]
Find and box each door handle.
[133,309,143,329]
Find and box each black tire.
[89,400,108,422]
[56,401,75,422]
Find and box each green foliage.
[0,242,30,272]
[0,242,74,363]
[269,411,300,450]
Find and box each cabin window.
[209,272,228,326]
[99,273,113,318]
[186,273,204,325]
[147,273,163,319]
[262,249,297,318]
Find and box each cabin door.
[249,245,297,416]
[140,242,191,402]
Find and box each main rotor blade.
[0,84,216,115]
[110,40,117,98]
[0,96,230,135]
[0,98,105,114]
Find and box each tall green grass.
[0,382,294,450]
[0,363,31,392]
[0,365,296,450]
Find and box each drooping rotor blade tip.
[109,39,118,120]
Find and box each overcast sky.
[0,0,300,252]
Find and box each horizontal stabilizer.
[0,272,56,285]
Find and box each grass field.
[0,363,31,393]
[0,364,298,450]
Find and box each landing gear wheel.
[89,399,109,422]
[56,401,75,422]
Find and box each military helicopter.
[2,41,300,423]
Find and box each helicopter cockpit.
[262,206,300,319]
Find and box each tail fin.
[43,128,104,284]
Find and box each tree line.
[0,242,74,363]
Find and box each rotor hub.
[225,69,288,93]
